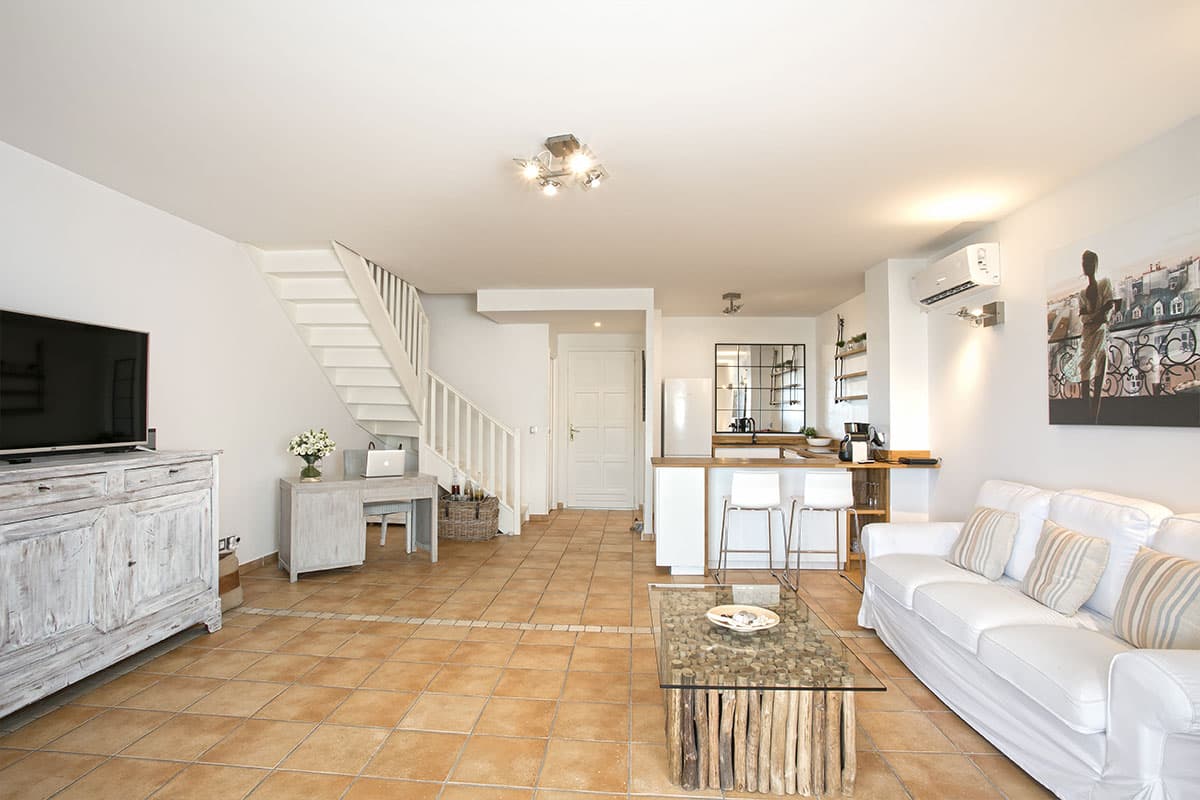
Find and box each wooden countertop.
[711,434,810,446]
[651,455,938,470]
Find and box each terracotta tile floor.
[0,509,1053,799]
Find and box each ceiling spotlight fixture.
[514,133,609,196]
[722,292,743,315]
[593,321,602,328]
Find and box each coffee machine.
[838,422,884,462]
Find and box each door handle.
[569,425,580,441]
[127,560,137,567]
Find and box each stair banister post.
[512,434,521,535]
[490,421,498,496]
[441,379,449,458]
[453,392,461,466]
[501,434,508,506]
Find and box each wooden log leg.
[734,678,749,791]
[812,691,826,797]
[720,688,735,790]
[665,681,682,786]
[747,687,760,790]
[785,685,800,794]
[825,691,842,795]
[758,689,774,793]
[797,691,813,797]
[771,689,788,795]
[708,688,720,789]
[681,683,698,790]
[694,687,708,788]
[841,691,857,795]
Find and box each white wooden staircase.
[250,242,522,533]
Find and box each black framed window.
[714,343,805,433]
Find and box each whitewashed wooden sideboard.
[0,450,221,717]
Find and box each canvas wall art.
[1047,194,1200,426]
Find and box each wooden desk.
[278,471,438,582]
[651,454,937,575]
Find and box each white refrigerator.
[662,378,713,457]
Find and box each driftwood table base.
[665,682,857,796]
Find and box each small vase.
[299,455,322,482]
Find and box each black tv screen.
[0,310,148,455]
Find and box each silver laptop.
[362,449,408,478]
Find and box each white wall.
[929,114,1200,519]
[0,141,370,562]
[659,315,818,435]
[421,293,550,516]
[814,293,868,437]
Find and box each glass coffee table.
[648,583,885,796]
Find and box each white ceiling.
[2,2,1199,315]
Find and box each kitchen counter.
[652,452,938,576]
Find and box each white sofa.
[857,480,1200,800]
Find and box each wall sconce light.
[955,301,1005,328]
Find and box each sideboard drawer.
[124,459,213,492]
[0,473,107,511]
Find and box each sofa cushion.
[948,507,1020,580]
[913,581,1075,652]
[1021,522,1110,615]
[1113,546,1200,649]
[1048,490,1172,618]
[869,554,989,608]
[974,480,1054,582]
[978,626,1132,734]
[1152,515,1200,561]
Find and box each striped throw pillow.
[1021,522,1110,615]
[948,507,1019,580]
[1113,547,1200,649]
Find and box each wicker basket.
[439,495,500,541]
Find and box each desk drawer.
[125,459,213,492]
[0,473,108,510]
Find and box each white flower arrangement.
[287,428,336,460]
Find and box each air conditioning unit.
[911,243,1001,310]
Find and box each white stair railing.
[424,370,521,534]
[367,260,429,381]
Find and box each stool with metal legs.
[782,471,860,591]
[712,471,789,586]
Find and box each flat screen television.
[0,310,149,456]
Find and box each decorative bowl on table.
[705,604,781,633]
[806,437,833,448]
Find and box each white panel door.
[568,350,636,509]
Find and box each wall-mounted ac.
[911,243,1001,310]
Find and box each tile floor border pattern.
[237,605,654,635]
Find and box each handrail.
[368,260,429,380]
[426,369,515,436]
[423,369,521,526]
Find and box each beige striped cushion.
[947,506,1019,580]
[1021,522,1110,615]
[1113,547,1200,649]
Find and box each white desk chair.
[344,450,412,549]
[783,471,860,591]
[713,471,788,586]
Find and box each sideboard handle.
[168,468,182,476]
[37,484,51,492]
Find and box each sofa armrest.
[1109,649,1200,735]
[862,521,963,560]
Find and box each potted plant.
[288,428,336,482]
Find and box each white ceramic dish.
[806,437,833,447]
[706,604,781,633]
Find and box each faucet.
[748,417,758,444]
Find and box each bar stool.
[782,471,859,591]
[712,471,789,586]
